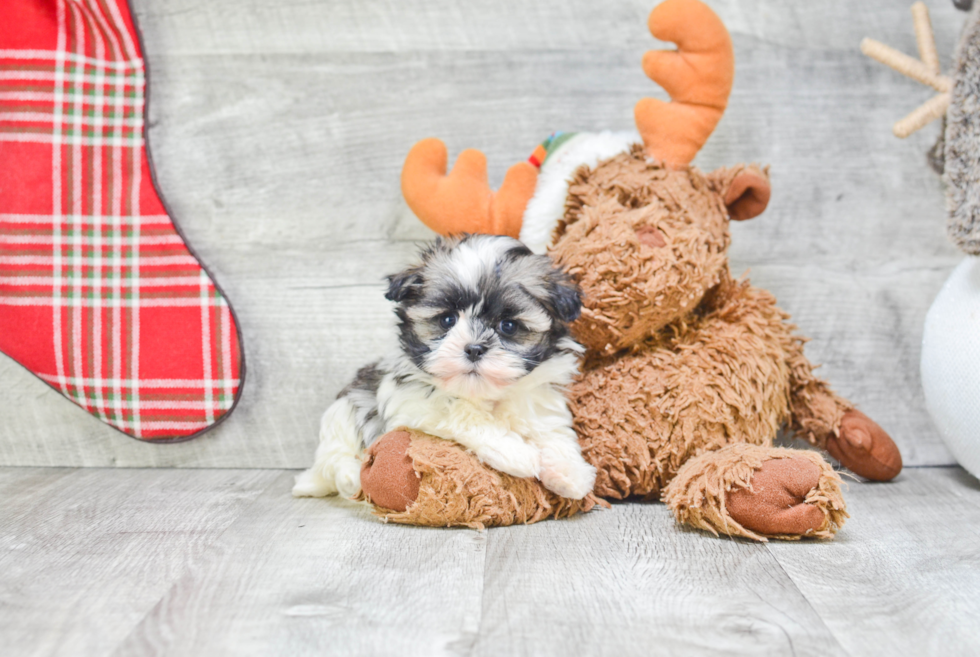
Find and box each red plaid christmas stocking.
[0,0,245,441]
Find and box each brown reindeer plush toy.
[358,0,902,540]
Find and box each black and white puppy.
[293,234,597,500]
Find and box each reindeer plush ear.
[725,169,771,220]
[710,165,771,221]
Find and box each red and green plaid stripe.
[0,0,244,440]
[527,132,578,168]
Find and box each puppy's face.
[386,234,582,400]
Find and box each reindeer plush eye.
[439,314,457,330]
[498,319,518,336]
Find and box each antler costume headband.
[400,0,737,239]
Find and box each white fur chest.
[376,373,570,445]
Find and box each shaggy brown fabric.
[778,325,853,450]
[663,443,848,541]
[569,272,846,500]
[551,146,730,355]
[543,146,881,540]
[371,429,603,529]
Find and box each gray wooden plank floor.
[2,465,979,656]
[0,0,970,468]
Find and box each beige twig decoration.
[861,2,952,138]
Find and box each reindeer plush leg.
[359,429,601,529]
[662,444,848,541]
[782,335,903,481]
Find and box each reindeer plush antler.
[402,0,737,236]
[635,0,735,167]
[861,2,952,138]
[400,138,538,238]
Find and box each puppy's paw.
[476,438,541,480]
[539,449,597,500]
[335,459,363,499]
[292,466,337,498]
[293,467,337,497]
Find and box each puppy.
[293,234,596,501]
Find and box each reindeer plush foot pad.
[359,431,420,512]
[726,458,828,537]
[663,444,848,541]
[826,410,903,482]
[361,429,602,529]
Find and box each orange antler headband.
[400,139,538,239]
[401,0,734,236]
[635,0,735,168]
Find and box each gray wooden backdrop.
[0,0,967,468]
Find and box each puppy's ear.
[385,266,424,302]
[547,271,583,323]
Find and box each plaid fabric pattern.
[0,0,243,440]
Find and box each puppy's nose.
[464,344,487,362]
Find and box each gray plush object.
[944,3,980,254]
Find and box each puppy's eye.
[439,314,457,330]
[498,319,518,336]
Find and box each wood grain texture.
[0,1,967,467]
[767,467,980,655]
[3,466,979,655]
[112,472,488,657]
[0,467,279,657]
[127,1,964,56]
[471,505,845,657]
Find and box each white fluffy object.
[921,256,980,479]
[519,131,638,254]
